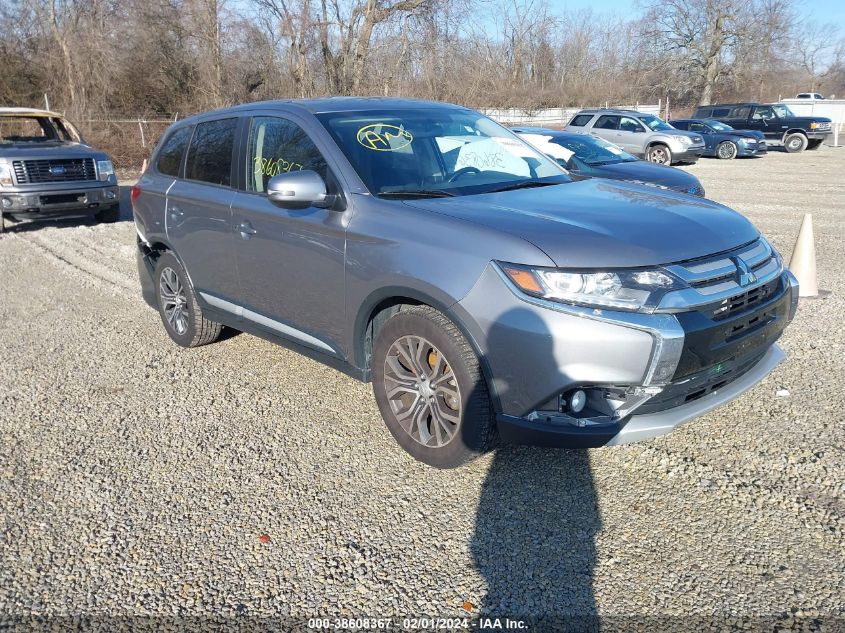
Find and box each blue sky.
[541,0,845,29]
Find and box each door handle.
[237,221,257,239]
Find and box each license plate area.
[40,193,87,205]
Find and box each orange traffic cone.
[788,213,819,297]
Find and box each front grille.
[666,238,781,298]
[12,158,96,184]
[710,277,780,321]
[672,277,790,381]
[816,122,831,131]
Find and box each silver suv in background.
[133,98,797,468]
[0,108,118,232]
[565,108,705,165]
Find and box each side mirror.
[267,170,337,209]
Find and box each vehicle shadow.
[469,307,600,630]
[0,184,133,233]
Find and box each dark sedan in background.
[670,119,767,159]
[514,127,705,197]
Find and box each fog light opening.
[559,389,588,414]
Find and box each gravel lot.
[1,147,843,630]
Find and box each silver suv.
[0,108,118,232]
[565,108,706,165]
[133,98,797,468]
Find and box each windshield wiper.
[377,189,456,199]
[487,180,557,193]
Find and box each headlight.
[809,122,818,130]
[498,262,687,313]
[97,160,115,181]
[674,135,692,146]
[0,163,13,188]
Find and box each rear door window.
[185,118,238,186]
[730,106,750,118]
[245,116,329,193]
[594,115,619,130]
[569,114,594,127]
[156,126,193,177]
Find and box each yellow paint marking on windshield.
[356,124,413,151]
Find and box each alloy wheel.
[383,335,462,448]
[718,142,737,159]
[649,147,669,164]
[159,267,189,336]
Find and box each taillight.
[130,184,141,206]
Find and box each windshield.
[707,120,734,131]
[772,104,795,118]
[316,109,568,197]
[638,114,675,131]
[0,115,79,144]
[555,134,637,166]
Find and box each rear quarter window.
[155,126,193,177]
[569,114,594,127]
[185,118,238,186]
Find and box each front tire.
[372,305,495,468]
[784,133,808,153]
[154,252,222,347]
[647,144,672,165]
[716,141,738,159]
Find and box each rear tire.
[784,133,808,153]
[153,252,222,348]
[372,305,495,468]
[95,204,120,223]
[647,144,672,165]
[716,141,738,159]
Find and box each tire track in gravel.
[11,229,136,297]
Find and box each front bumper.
[807,130,832,141]
[455,262,797,449]
[672,146,705,163]
[0,183,118,217]
[497,343,785,447]
[737,140,768,156]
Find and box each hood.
[723,129,765,140]
[785,116,832,125]
[403,179,758,268]
[588,161,700,191]
[0,141,105,160]
[667,129,703,143]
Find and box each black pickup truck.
[693,102,832,153]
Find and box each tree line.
[1,0,842,119]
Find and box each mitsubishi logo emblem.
[731,256,757,287]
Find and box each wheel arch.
[352,286,501,413]
[782,128,808,142]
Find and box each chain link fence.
[71,104,664,179]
